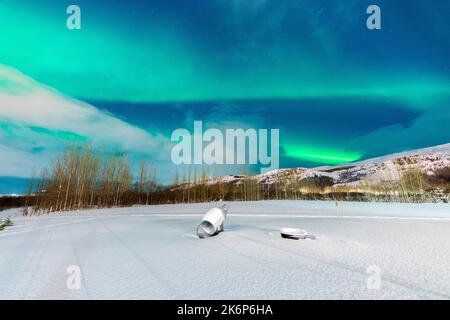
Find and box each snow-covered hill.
[317,143,450,186]
[194,143,450,187]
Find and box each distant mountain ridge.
[194,143,450,188]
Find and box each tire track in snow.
[3,229,53,299]
[0,218,96,237]
[232,232,450,299]
[101,222,181,299]
[68,228,92,299]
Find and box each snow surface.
[1,201,450,300]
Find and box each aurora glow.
[1,0,450,192]
[1,1,449,103]
[284,145,363,165]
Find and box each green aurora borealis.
[1,1,449,103]
[1,0,450,189]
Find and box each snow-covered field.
[1,201,450,300]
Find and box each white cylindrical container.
[196,204,229,238]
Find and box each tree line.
[24,145,153,214]
[21,145,450,215]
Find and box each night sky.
[1,0,449,192]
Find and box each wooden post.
[335,200,340,217]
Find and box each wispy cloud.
[0,65,169,177]
[350,104,450,157]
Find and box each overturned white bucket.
[196,204,229,238]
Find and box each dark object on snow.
[0,217,13,231]
[196,204,229,238]
[281,233,300,240]
[196,221,217,238]
[280,228,316,240]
